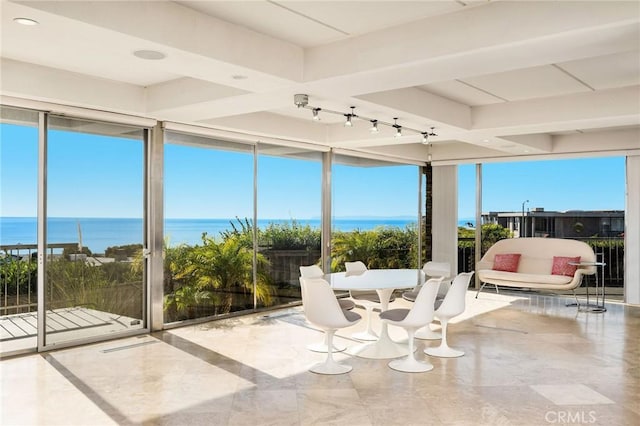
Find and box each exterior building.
[482,208,625,238]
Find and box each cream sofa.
[476,237,596,297]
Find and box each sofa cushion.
[551,256,581,276]
[492,253,521,272]
[478,269,573,285]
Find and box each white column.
[432,165,458,275]
[625,155,640,305]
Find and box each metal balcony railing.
[1,243,78,315]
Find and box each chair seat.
[338,299,356,310]
[401,290,419,302]
[343,309,362,322]
[379,308,409,323]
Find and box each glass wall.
[476,158,625,298]
[0,107,39,354]
[163,132,254,322]
[331,153,420,272]
[256,143,323,309]
[44,116,146,346]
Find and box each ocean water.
[0,217,437,254]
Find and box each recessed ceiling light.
[232,75,248,80]
[482,139,490,143]
[133,50,166,60]
[14,17,39,26]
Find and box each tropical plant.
[170,233,273,314]
[219,217,254,248]
[260,220,321,250]
[163,284,212,320]
[331,226,418,271]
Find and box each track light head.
[393,118,402,138]
[344,106,356,127]
[312,108,321,121]
[369,120,379,133]
[421,132,429,144]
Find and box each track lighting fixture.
[294,94,436,142]
[393,118,402,138]
[344,106,356,127]
[422,127,438,144]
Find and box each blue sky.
[0,123,626,220]
[457,158,626,219]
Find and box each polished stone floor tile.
[1,291,639,425]
[531,384,615,405]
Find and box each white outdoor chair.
[302,277,362,374]
[379,276,444,372]
[299,265,353,353]
[413,261,452,340]
[424,271,474,358]
[345,261,395,341]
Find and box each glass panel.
[44,116,146,346]
[331,154,419,272]
[256,143,322,309]
[163,131,254,322]
[458,164,477,273]
[0,106,39,355]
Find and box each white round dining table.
[324,268,424,359]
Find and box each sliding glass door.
[0,107,40,355]
[43,116,147,347]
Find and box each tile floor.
[1,291,639,425]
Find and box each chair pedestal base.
[309,361,353,375]
[388,357,434,373]
[306,342,346,353]
[352,330,378,341]
[415,326,442,340]
[424,346,464,358]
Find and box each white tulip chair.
[379,277,444,372]
[424,272,474,358]
[302,277,362,374]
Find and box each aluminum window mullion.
[36,112,47,351]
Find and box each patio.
[2,290,638,425]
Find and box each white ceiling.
[1,0,638,164]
